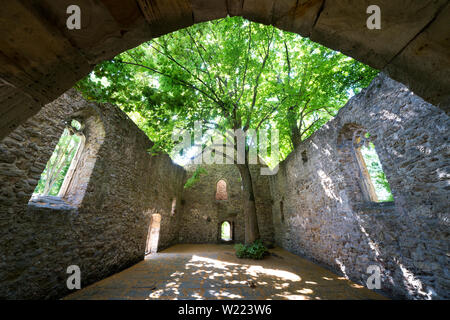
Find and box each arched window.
[31,119,84,198]
[353,129,393,202]
[220,221,232,241]
[216,179,228,200]
[29,109,105,208]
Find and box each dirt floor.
[64,244,387,300]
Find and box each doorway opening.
[220,221,232,242]
[145,213,161,255]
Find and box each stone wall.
[179,164,274,245]
[269,74,449,299]
[0,90,185,299]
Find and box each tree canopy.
[77,16,378,163]
[76,16,379,244]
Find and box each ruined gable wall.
[270,74,449,299]
[179,164,274,245]
[0,90,185,299]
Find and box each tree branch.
[244,28,274,131]
[115,59,225,111]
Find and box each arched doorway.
[220,221,232,242]
[145,213,161,255]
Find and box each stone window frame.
[28,117,85,208]
[352,128,383,203]
[61,108,105,207]
[338,124,394,206]
[29,107,106,209]
[57,118,86,198]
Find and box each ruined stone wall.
[0,90,185,299]
[270,74,449,299]
[179,164,274,245]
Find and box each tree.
[277,36,377,150]
[77,17,378,243]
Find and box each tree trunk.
[287,106,302,148]
[236,163,260,244]
[291,126,302,148]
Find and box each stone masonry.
[0,90,185,299]
[269,73,449,299]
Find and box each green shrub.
[184,167,207,189]
[235,243,248,259]
[234,240,269,260]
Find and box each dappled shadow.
[64,244,385,300]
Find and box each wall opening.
[59,109,105,206]
[29,107,106,208]
[353,130,394,202]
[30,119,84,200]
[220,221,232,241]
[216,179,228,200]
[145,213,161,254]
[171,198,177,215]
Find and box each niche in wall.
[216,179,228,200]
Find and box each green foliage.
[234,240,269,260]
[360,142,394,202]
[375,171,394,202]
[234,243,248,258]
[76,16,378,164]
[71,119,82,130]
[184,167,207,189]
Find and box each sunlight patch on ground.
[246,265,301,282]
[276,292,310,300]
